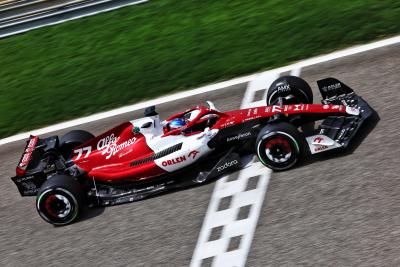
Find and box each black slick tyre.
[266,76,313,105]
[59,130,94,159]
[36,175,83,226]
[256,122,306,171]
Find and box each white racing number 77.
[74,146,91,160]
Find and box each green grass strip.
[0,0,399,138]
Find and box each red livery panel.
[16,135,39,176]
[72,122,166,181]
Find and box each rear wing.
[16,135,39,177]
[11,135,59,196]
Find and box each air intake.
[130,143,183,167]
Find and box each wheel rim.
[37,188,78,225]
[44,194,72,219]
[257,131,300,170]
[265,136,292,163]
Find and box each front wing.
[306,78,375,154]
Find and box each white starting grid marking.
[241,71,280,108]
[190,68,301,267]
[242,68,301,108]
[190,161,271,267]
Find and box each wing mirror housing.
[141,121,153,128]
[144,106,158,117]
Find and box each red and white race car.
[11,76,375,225]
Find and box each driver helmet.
[169,118,186,130]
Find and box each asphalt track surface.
[0,44,399,266]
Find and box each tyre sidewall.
[267,76,313,105]
[257,131,300,170]
[36,176,83,226]
[256,123,306,171]
[59,130,94,160]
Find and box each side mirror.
[144,106,158,117]
[141,121,152,128]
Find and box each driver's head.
[169,118,186,130]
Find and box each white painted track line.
[1,35,399,146]
[0,74,255,145]
[242,71,280,108]
[190,67,294,267]
[190,162,272,267]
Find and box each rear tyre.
[256,123,306,171]
[36,175,83,226]
[266,76,313,105]
[59,130,94,159]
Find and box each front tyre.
[36,175,83,226]
[256,123,305,171]
[266,76,313,105]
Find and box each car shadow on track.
[76,206,106,224]
[70,156,259,225]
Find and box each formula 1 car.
[11,76,374,225]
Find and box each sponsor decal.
[322,83,341,91]
[346,106,359,115]
[22,181,37,191]
[323,105,330,109]
[337,128,347,141]
[19,136,38,167]
[221,120,234,128]
[133,126,141,133]
[277,84,290,92]
[313,136,323,144]
[26,137,37,150]
[227,132,251,142]
[97,133,118,150]
[95,133,137,159]
[293,104,304,111]
[161,150,199,167]
[245,108,259,116]
[188,150,199,159]
[314,145,329,152]
[244,115,261,122]
[119,148,133,158]
[216,160,239,172]
[16,175,36,182]
[272,105,283,113]
[20,153,31,167]
[162,156,186,166]
[101,137,136,160]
